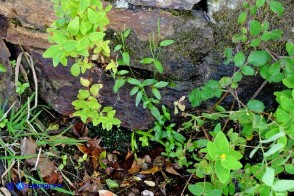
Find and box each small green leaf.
[215,160,230,183]
[272,180,294,191]
[241,66,255,76]
[0,64,7,72]
[90,84,103,97]
[77,37,89,51]
[261,30,283,41]
[154,81,169,88]
[130,86,139,96]
[261,132,285,143]
[250,38,261,47]
[123,29,131,38]
[285,164,294,174]
[140,58,155,64]
[122,52,130,66]
[71,63,81,76]
[113,78,126,93]
[113,44,122,52]
[128,78,141,85]
[264,143,284,157]
[248,50,270,66]
[152,88,161,100]
[160,40,175,47]
[89,32,105,41]
[256,0,266,7]
[234,52,246,67]
[79,0,90,12]
[214,131,229,154]
[250,6,257,16]
[221,155,242,170]
[207,142,219,160]
[106,179,119,189]
[135,91,143,106]
[67,16,79,36]
[154,60,163,73]
[269,1,285,16]
[262,167,275,187]
[238,12,247,24]
[43,45,60,58]
[286,42,294,56]
[142,79,157,86]
[189,88,202,107]
[63,40,78,52]
[249,20,261,36]
[247,99,265,112]
[80,21,92,35]
[78,90,90,100]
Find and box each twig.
[31,147,42,171]
[180,173,193,196]
[251,80,268,100]
[1,160,15,179]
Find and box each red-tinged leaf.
[76,144,91,154]
[43,172,62,184]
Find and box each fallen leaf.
[43,172,61,184]
[76,144,91,154]
[120,180,130,187]
[26,157,56,177]
[139,166,159,174]
[144,180,156,187]
[20,138,36,156]
[165,166,180,176]
[128,160,141,174]
[99,190,117,196]
[0,187,11,196]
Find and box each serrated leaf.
[135,91,143,106]
[248,50,270,66]
[250,38,261,47]
[241,66,255,76]
[154,60,163,73]
[262,167,275,187]
[256,0,266,8]
[269,1,285,16]
[234,52,246,67]
[247,99,265,112]
[238,12,247,24]
[250,20,261,36]
[160,40,175,47]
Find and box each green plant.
[43,0,120,130]
[16,81,30,95]
[0,63,7,72]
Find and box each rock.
[207,0,243,21]
[126,0,201,10]
[0,39,16,105]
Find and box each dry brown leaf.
[165,166,180,176]
[26,157,55,177]
[139,166,159,175]
[0,187,11,196]
[43,172,61,184]
[128,160,141,174]
[76,144,91,154]
[20,138,36,156]
[98,190,117,196]
[125,150,133,160]
[120,180,130,187]
[144,180,156,187]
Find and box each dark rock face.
[0,0,292,129]
[126,0,201,10]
